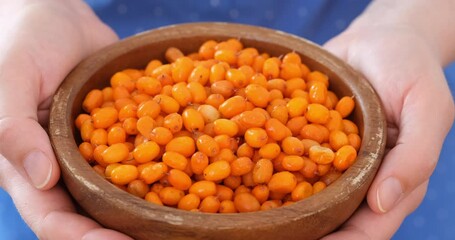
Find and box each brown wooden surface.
[49,22,387,240]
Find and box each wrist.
[348,0,455,66]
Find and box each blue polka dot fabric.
[1,1,454,239]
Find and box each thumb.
[0,55,60,190]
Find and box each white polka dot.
[229,9,240,19]
[335,19,347,30]
[210,0,220,7]
[153,6,163,17]
[265,10,274,20]
[412,215,426,228]
[297,7,308,17]
[116,4,128,15]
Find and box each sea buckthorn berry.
[285,77,306,97]
[162,151,189,171]
[244,128,268,148]
[199,40,217,60]
[342,119,359,135]
[196,134,220,157]
[182,108,205,132]
[199,195,221,213]
[300,124,326,144]
[333,145,357,171]
[269,104,289,125]
[226,68,248,88]
[291,181,313,201]
[203,160,231,181]
[133,141,160,163]
[197,104,220,123]
[110,165,138,185]
[219,96,247,118]
[102,143,129,164]
[234,192,261,213]
[171,57,194,83]
[92,107,118,129]
[251,185,270,204]
[165,47,184,63]
[280,62,302,80]
[82,89,104,113]
[188,65,210,85]
[136,116,156,138]
[301,139,320,156]
[177,193,201,211]
[252,159,274,184]
[214,49,237,65]
[149,127,173,146]
[190,152,209,175]
[262,57,280,79]
[286,97,308,118]
[244,84,270,108]
[260,200,282,211]
[250,73,268,88]
[281,155,305,171]
[336,96,355,118]
[107,126,126,145]
[90,128,108,147]
[75,114,91,130]
[145,191,163,205]
[205,93,225,108]
[268,171,297,194]
[309,145,335,165]
[265,118,292,141]
[163,113,183,134]
[136,76,162,96]
[102,87,114,102]
[122,117,138,135]
[236,143,254,158]
[145,59,162,76]
[281,137,304,156]
[137,100,161,119]
[93,145,109,166]
[325,110,344,132]
[153,94,180,114]
[321,170,342,186]
[151,64,172,78]
[189,180,217,199]
[110,71,135,91]
[286,116,307,136]
[187,82,207,103]
[216,185,234,201]
[168,169,192,190]
[159,187,185,206]
[230,157,254,176]
[171,82,193,107]
[127,179,150,198]
[282,52,302,65]
[308,81,328,104]
[305,103,330,124]
[266,78,287,93]
[140,162,168,184]
[165,136,195,157]
[219,200,237,213]
[118,104,137,122]
[79,142,94,161]
[307,71,329,87]
[329,130,349,151]
[213,119,239,137]
[210,148,236,163]
[211,80,235,99]
[348,133,362,151]
[258,143,281,159]
[312,181,327,194]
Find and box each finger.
[324,35,455,214]
[322,181,428,240]
[0,155,132,240]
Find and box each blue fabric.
[1,0,454,239]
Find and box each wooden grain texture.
[49,22,387,240]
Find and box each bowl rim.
[49,22,387,235]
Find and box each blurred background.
[1,1,454,239]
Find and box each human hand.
[0,1,132,239]
[321,9,455,240]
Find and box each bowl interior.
[50,22,386,240]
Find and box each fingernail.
[23,150,53,189]
[377,177,403,213]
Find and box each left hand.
[321,24,454,239]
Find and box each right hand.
[0,1,131,239]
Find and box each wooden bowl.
[49,22,386,240]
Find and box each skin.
[0,0,453,239]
